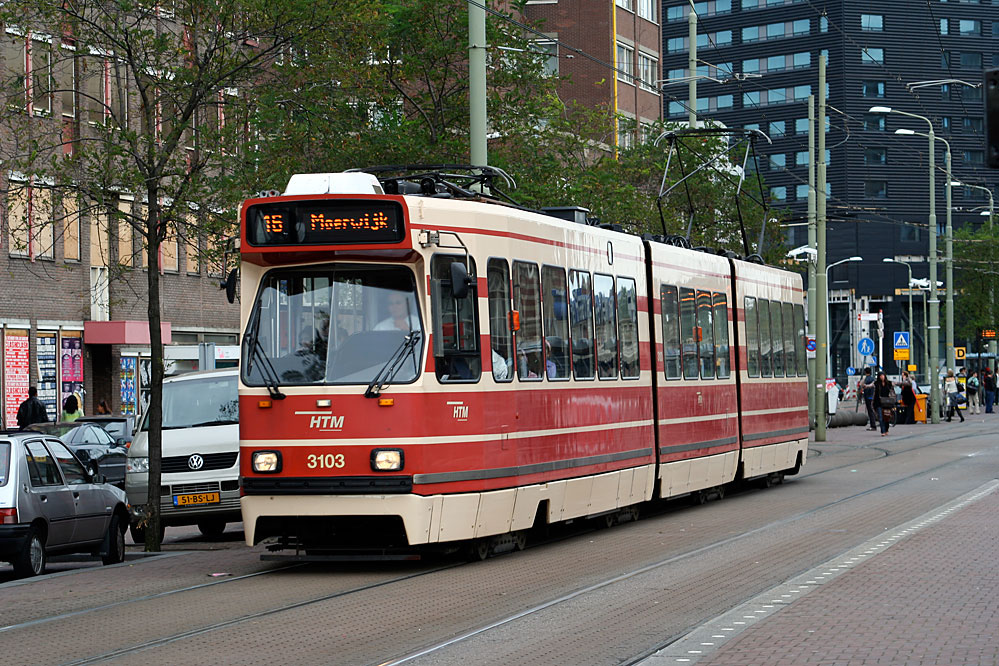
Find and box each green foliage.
[952,221,999,339]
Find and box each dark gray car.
[26,422,127,488]
[0,432,129,577]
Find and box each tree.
[952,222,999,343]
[0,0,366,550]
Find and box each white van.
[125,368,239,540]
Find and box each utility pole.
[815,54,828,442]
[469,0,487,166]
[688,4,697,128]
[928,128,941,424]
[945,150,954,371]
[807,95,817,427]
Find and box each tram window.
[794,303,807,376]
[696,291,715,379]
[770,300,785,377]
[679,287,698,379]
[513,261,543,381]
[661,285,681,380]
[618,277,640,379]
[594,273,619,380]
[745,297,760,377]
[487,259,514,382]
[432,255,481,383]
[569,269,595,380]
[542,265,570,380]
[713,292,730,379]
[757,299,772,377]
[782,302,796,378]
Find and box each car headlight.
[371,448,404,471]
[126,457,149,474]
[252,450,281,473]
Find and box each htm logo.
[309,415,344,430]
[447,401,468,421]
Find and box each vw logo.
[187,454,205,471]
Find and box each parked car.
[0,431,129,577]
[126,368,239,541]
[25,422,127,488]
[76,415,136,448]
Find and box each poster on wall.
[60,331,85,413]
[36,332,58,421]
[120,357,136,415]
[4,329,30,429]
[139,358,151,415]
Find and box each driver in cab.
[375,292,420,332]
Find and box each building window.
[862,80,885,97]
[616,0,633,11]
[770,186,787,201]
[796,184,810,200]
[768,153,785,171]
[794,117,809,134]
[964,117,984,133]
[942,52,951,68]
[963,150,985,165]
[769,120,785,136]
[960,52,982,68]
[863,114,885,131]
[795,151,808,166]
[958,19,981,35]
[861,48,884,65]
[940,18,948,35]
[900,224,921,243]
[743,91,760,107]
[864,147,887,164]
[637,52,658,92]
[616,43,634,84]
[533,40,558,77]
[6,182,55,259]
[865,180,887,198]
[861,14,883,31]
[638,0,658,22]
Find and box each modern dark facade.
[662,0,999,382]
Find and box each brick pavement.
[643,477,999,666]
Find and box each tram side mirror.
[222,268,238,304]
[449,261,472,300]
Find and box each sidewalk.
[643,445,999,665]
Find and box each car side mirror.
[115,437,127,448]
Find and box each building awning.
[84,320,172,345]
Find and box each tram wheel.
[513,531,528,551]
[468,538,491,562]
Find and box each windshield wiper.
[245,305,286,400]
[365,330,422,398]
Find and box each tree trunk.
[143,189,164,552]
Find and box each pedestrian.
[860,367,878,431]
[16,386,49,429]
[966,370,981,415]
[96,399,111,415]
[872,371,895,436]
[983,367,996,414]
[944,369,965,422]
[899,371,917,424]
[61,394,83,422]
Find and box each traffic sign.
[893,331,910,350]
[857,337,875,356]
[846,366,856,376]
[805,337,817,352]
[908,364,917,372]
[955,347,966,360]
[894,349,910,361]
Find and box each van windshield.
[140,375,238,431]
[0,442,9,486]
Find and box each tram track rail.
[53,425,982,666]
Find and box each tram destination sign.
[245,199,405,246]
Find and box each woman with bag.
[872,371,896,436]
[966,370,981,414]
[944,369,965,423]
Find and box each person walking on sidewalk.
[872,371,895,436]
[861,367,878,431]
[944,369,965,422]
[16,386,49,429]
[966,370,981,415]
[984,368,997,414]
[899,371,917,424]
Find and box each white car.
[0,431,129,577]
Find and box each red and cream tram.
[237,170,808,555]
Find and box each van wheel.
[197,519,227,539]
[102,514,126,565]
[13,527,46,577]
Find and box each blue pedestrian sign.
[857,337,875,356]
[846,366,856,376]
[893,331,910,350]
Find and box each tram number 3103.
[307,453,346,469]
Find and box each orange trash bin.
[913,394,928,423]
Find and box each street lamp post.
[826,256,863,374]
[884,258,913,376]
[874,106,941,423]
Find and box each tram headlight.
[371,448,404,472]
[252,450,282,473]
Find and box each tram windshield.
[243,264,423,387]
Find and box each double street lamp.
[869,106,940,423]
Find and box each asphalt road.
[0,418,995,665]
